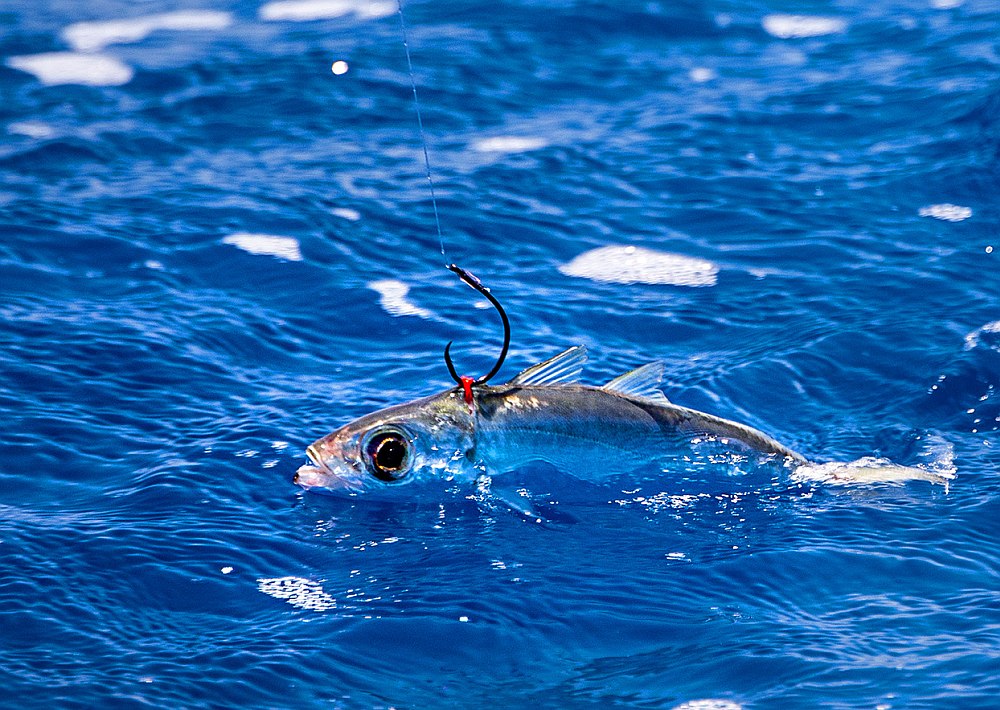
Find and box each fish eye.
[363,428,412,482]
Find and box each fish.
[294,345,954,495]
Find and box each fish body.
[294,346,807,494]
[473,383,805,475]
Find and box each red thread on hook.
[460,376,475,406]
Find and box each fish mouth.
[293,444,358,492]
[305,444,326,470]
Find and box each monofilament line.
[396,0,447,262]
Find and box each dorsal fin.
[508,345,588,386]
[602,362,670,404]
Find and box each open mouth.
[294,444,358,492]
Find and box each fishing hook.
[443,263,510,387]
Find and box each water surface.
[2,0,998,707]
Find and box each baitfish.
[294,345,951,495]
[294,345,788,492]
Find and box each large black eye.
[363,429,412,482]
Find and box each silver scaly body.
[294,345,952,494]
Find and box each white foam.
[560,245,718,287]
[8,121,55,138]
[964,320,1000,351]
[62,11,232,53]
[332,207,361,221]
[257,576,336,611]
[672,700,743,710]
[791,457,955,488]
[7,52,134,86]
[259,0,395,22]
[223,232,303,261]
[762,14,847,39]
[368,279,433,319]
[918,203,972,222]
[472,136,549,154]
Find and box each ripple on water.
[559,245,719,287]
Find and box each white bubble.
[987,246,994,254]
[222,232,303,261]
[762,14,847,39]
[221,566,234,574]
[331,60,349,75]
[560,245,719,287]
[7,52,133,87]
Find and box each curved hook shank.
[443,264,511,385]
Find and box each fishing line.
[395,0,447,262]
[394,0,511,387]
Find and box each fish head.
[294,389,475,494]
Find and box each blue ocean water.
[2,0,999,707]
